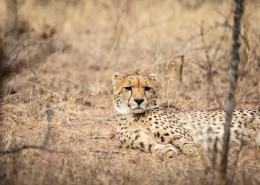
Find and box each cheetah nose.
[134,98,144,105]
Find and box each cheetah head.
[112,72,159,114]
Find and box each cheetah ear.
[149,73,157,81]
[112,72,122,80]
[112,72,122,87]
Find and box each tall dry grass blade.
[161,60,176,106]
[178,55,184,84]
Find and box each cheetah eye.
[145,87,151,91]
[124,87,132,91]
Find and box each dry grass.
[0,0,259,185]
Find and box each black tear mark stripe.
[127,83,132,105]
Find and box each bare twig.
[210,138,219,185]
[0,144,71,154]
[198,23,213,108]
[198,22,224,109]
[43,99,54,146]
[24,81,71,125]
[0,92,70,155]
[228,144,244,185]
[180,22,224,50]
[0,42,7,98]
[88,149,126,154]
[86,136,111,140]
[220,0,244,182]
[0,41,56,90]
[178,55,184,83]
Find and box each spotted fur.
[112,72,260,157]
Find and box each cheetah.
[112,72,260,158]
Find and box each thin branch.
[87,149,126,154]
[0,144,71,155]
[228,143,244,185]
[7,41,48,63]
[0,97,71,155]
[180,21,224,50]
[86,136,111,139]
[0,41,55,90]
[24,81,71,125]
[43,99,53,146]
[220,0,244,181]
[199,23,224,109]
[199,23,212,108]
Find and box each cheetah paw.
[155,144,180,158]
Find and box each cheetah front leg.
[153,129,199,156]
[117,128,180,158]
[171,136,199,157]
